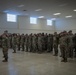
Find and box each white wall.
[0,13,55,34]
[55,18,76,33]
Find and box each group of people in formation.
[0,30,76,62]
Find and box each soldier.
[68,30,74,58]
[59,31,69,62]
[25,34,29,52]
[2,34,9,62]
[44,33,48,51]
[38,33,42,53]
[42,33,45,52]
[0,35,2,48]
[20,34,25,51]
[53,32,59,56]
[16,34,21,51]
[29,33,33,52]
[32,34,37,52]
[12,34,17,53]
[47,34,53,52]
[8,34,12,48]
[73,33,76,57]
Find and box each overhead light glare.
[35,9,42,11]
[65,15,72,18]
[38,16,44,18]
[18,5,24,7]
[74,9,76,11]
[53,13,61,15]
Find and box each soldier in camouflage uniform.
[12,34,17,53]
[38,33,42,53]
[20,34,25,51]
[42,33,46,52]
[73,33,76,57]
[68,30,74,58]
[25,34,29,52]
[2,34,8,62]
[44,33,48,51]
[8,34,12,48]
[0,35,2,48]
[32,34,37,52]
[29,33,33,52]
[16,34,21,51]
[53,32,59,56]
[59,31,69,62]
[47,34,53,52]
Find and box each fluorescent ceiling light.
[53,13,61,15]
[18,5,24,7]
[74,9,76,11]
[38,16,44,18]
[65,15,72,18]
[35,9,42,11]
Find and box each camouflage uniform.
[16,34,21,51]
[47,34,53,52]
[38,34,42,53]
[32,34,37,52]
[28,34,33,52]
[53,32,59,56]
[25,34,29,52]
[8,34,12,48]
[2,34,8,62]
[42,33,45,52]
[68,31,74,58]
[12,34,17,53]
[44,33,48,51]
[20,34,25,51]
[0,35,2,48]
[59,32,69,62]
[73,33,76,57]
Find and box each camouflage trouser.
[68,45,74,58]
[60,45,68,60]
[38,44,42,53]
[47,44,52,52]
[32,44,37,52]
[21,44,25,51]
[25,44,28,52]
[2,47,8,60]
[29,44,33,52]
[53,44,58,55]
[12,44,16,52]
[17,43,20,51]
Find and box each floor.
[0,49,76,75]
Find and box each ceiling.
[0,0,76,19]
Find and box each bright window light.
[7,14,17,22]
[47,20,52,26]
[30,17,37,24]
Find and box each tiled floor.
[0,49,76,75]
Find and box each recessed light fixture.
[23,10,27,11]
[74,9,76,11]
[18,5,24,7]
[65,15,72,18]
[38,16,44,18]
[35,9,42,11]
[53,13,61,15]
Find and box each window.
[7,14,17,22]
[30,17,37,24]
[47,20,52,26]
